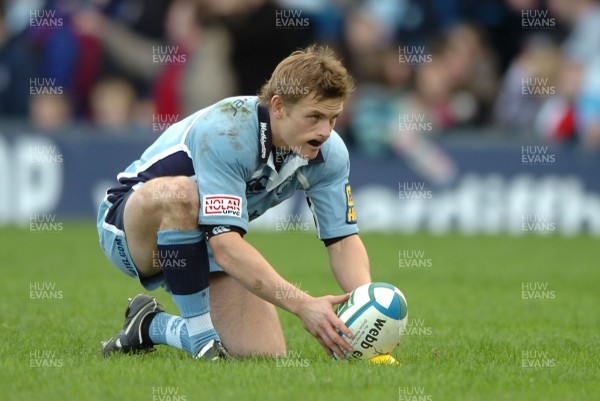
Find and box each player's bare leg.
[106,176,227,359]
[120,176,286,358]
[123,176,199,277]
[210,272,286,357]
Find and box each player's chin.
[299,147,320,160]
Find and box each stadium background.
[1,0,600,234]
[1,2,599,401]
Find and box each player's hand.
[295,294,353,359]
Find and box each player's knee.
[141,176,199,225]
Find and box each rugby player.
[97,45,371,360]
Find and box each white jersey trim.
[117,144,193,180]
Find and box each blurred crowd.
[1,0,600,154]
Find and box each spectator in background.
[0,0,38,117]
[534,54,580,142]
[547,0,600,149]
[89,76,137,133]
[217,0,315,95]
[577,56,600,149]
[75,0,170,106]
[394,23,499,136]
[76,0,235,125]
[152,0,235,117]
[27,0,84,116]
[29,92,73,132]
[343,3,411,157]
[494,35,562,132]
[441,23,499,125]
[74,0,235,124]
[393,54,459,185]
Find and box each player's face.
[272,95,344,160]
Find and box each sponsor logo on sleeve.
[203,195,243,217]
[212,225,231,236]
[345,184,357,224]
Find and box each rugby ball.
[334,282,408,360]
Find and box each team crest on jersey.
[275,173,297,197]
[203,195,243,217]
[345,183,357,224]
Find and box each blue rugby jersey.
[103,96,358,240]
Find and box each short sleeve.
[305,153,359,240]
[186,130,250,232]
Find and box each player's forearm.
[209,233,309,314]
[327,234,371,292]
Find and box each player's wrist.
[283,292,312,316]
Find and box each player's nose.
[319,123,332,140]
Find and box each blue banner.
[1,131,599,235]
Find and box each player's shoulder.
[183,96,260,163]
[188,96,259,132]
[203,96,260,121]
[301,130,350,185]
[319,130,350,169]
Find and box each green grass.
[0,223,598,401]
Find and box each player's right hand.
[294,294,354,359]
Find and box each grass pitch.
[0,223,598,401]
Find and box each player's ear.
[271,95,285,119]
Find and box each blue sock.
[148,229,219,356]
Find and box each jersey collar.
[257,104,324,165]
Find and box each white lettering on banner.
[351,175,600,235]
[16,137,63,222]
[0,136,63,224]
[1,134,600,236]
